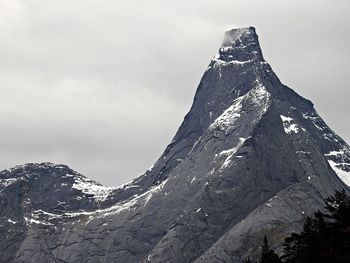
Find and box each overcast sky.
[0,0,349,186]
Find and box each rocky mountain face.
[1,27,349,263]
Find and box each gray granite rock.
[0,27,349,263]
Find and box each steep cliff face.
[0,27,349,263]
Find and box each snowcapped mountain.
[0,27,349,263]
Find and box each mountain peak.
[223,26,256,44]
[1,28,349,263]
[218,26,264,63]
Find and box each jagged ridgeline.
[0,27,349,263]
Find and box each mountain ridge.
[0,27,349,263]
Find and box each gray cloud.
[0,0,349,185]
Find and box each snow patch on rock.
[0,178,18,190]
[65,178,169,220]
[209,96,244,132]
[324,149,350,186]
[328,160,350,186]
[212,58,254,69]
[210,84,271,133]
[216,137,249,172]
[72,175,116,202]
[280,115,304,134]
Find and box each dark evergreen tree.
[282,190,350,263]
[325,189,350,227]
[242,257,253,263]
[260,236,282,263]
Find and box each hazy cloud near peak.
[0,0,349,185]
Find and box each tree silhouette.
[260,236,282,263]
[282,190,350,263]
[244,190,350,262]
[242,257,254,263]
